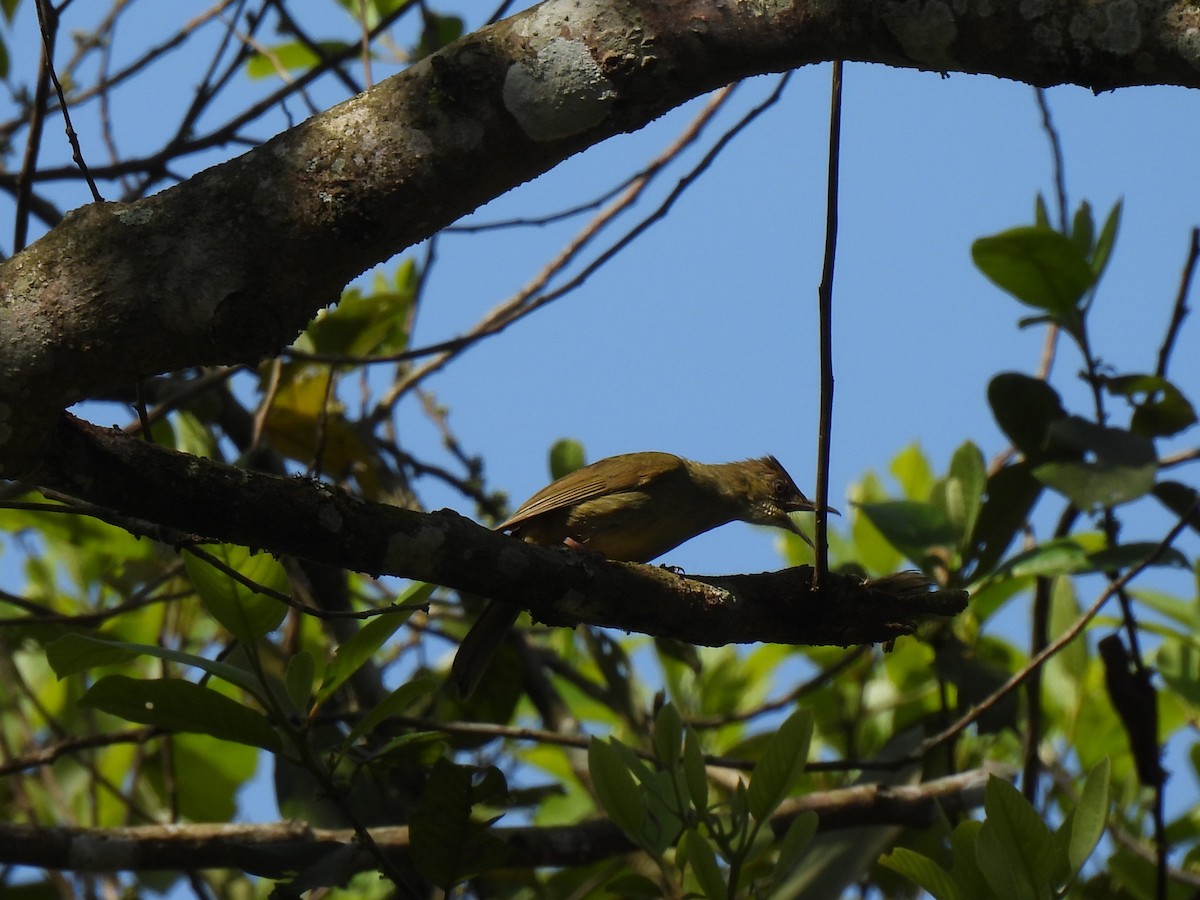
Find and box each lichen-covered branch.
[26,418,965,645]
[1,0,1198,461]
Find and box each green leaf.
[345,675,438,746]
[1067,757,1110,878]
[1071,201,1094,257]
[879,846,966,900]
[80,675,280,751]
[684,829,727,899]
[305,260,418,356]
[1044,577,1087,719]
[315,585,427,704]
[589,737,647,842]
[967,462,1043,578]
[413,13,464,59]
[683,727,709,814]
[854,500,959,564]
[987,373,1069,458]
[1034,194,1052,229]
[747,708,812,821]
[1153,481,1200,537]
[184,545,289,644]
[285,651,315,710]
[995,537,1091,579]
[47,633,260,695]
[890,442,935,500]
[976,776,1057,900]
[1087,542,1190,571]
[549,438,587,480]
[972,226,1095,322]
[933,441,986,549]
[245,40,353,79]
[1091,200,1122,279]
[772,811,818,883]
[410,758,510,889]
[933,640,1018,734]
[1033,419,1157,511]
[1105,373,1197,438]
[653,702,683,766]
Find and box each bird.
[450,451,829,697]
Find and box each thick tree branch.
[21,417,965,645]
[1,0,1198,459]
[0,767,997,876]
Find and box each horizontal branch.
[2,1,1199,455]
[23,417,965,646]
[0,768,1000,876]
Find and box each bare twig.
[813,61,841,589]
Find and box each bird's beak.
[783,497,840,516]
[782,501,839,549]
[783,513,815,548]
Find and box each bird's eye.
[772,478,787,498]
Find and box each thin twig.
[813,61,842,589]
[1034,87,1068,231]
[1155,227,1198,379]
[915,502,1196,759]
[35,0,102,201]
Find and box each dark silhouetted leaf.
[987,373,1069,458]
[81,675,280,751]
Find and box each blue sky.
[2,0,1199,832]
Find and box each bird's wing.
[496,452,682,531]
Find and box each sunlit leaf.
[855,500,958,564]
[973,226,1095,326]
[245,40,352,80]
[976,776,1057,899]
[1067,757,1110,878]
[316,585,427,704]
[549,437,587,480]
[880,846,966,900]
[589,737,646,842]
[746,708,811,821]
[183,545,288,644]
[890,442,935,500]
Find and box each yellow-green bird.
[451,451,827,696]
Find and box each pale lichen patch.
[113,206,154,226]
[1098,0,1142,55]
[503,37,616,141]
[883,1,959,68]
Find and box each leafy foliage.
[0,4,1198,898]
